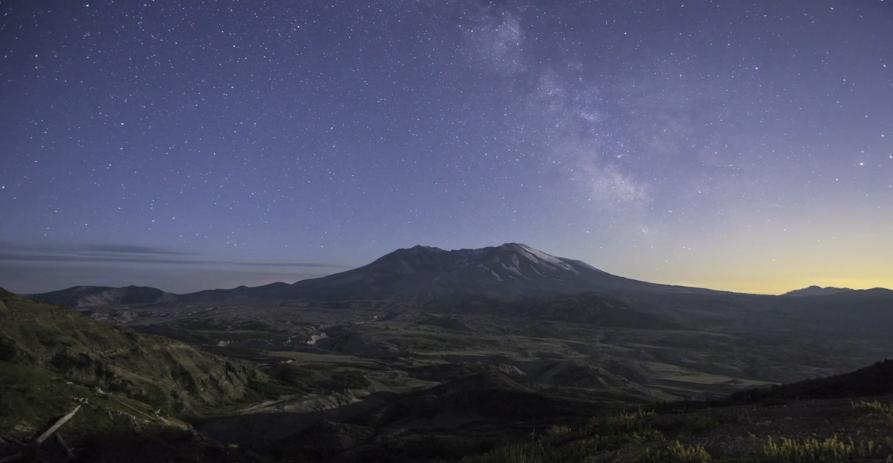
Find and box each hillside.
[443,361,893,463]
[728,359,893,403]
[783,286,853,297]
[193,359,893,462]
[0,287,288,462]
[31,285,177,308]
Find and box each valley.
[4,244,893,461]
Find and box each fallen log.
[35,402,83,445]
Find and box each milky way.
[1,1,891,293]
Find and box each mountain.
[285,243,713,300]
[783,285,853,297]
[32,285,176,307]
[779,287,893,336]
[23,242,723,307]
[26,244,892,323]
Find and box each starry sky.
[1,0,892,294]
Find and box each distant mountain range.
[28,243,891,309]
[783,285,854,297]
[32,285,177,307]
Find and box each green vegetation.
[652,412,722,435]
[640,441,711,463]
[318,369,371,391]
[459,441,550,463]
[760,435,887,462]
[0,360,187,438]
[603,409,657,429]
[7,278,893,462]
[851,399,893,416]
[0,289,275,416]
[679,414,721,434]
[457,409,668,463]
[594,409,664,448]
[0,287,296,451]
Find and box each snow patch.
[514,244,577,273]
[501,262,524,278]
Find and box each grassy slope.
[0,288,282,443]
[455,362,893,463]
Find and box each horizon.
[2,1,892,295]
[3,240,889,296]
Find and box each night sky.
[1,0,892,294]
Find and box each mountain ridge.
[30,285,177,307]
[284,242,718,300]
[783,285,853,297]
[27,243,891,305]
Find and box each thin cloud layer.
[0,242,347,269]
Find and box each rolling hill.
[31,285,177,308]
[0,288,278,430]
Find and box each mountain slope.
[32,285,177,307]
[778,287,893,337]
[24,244,893,333]
[728,359,893,403]
[287,243,713,300]
[783,285,853,297]
[26,243,721,305]
[452,360,893,463]
[0,288,272,416]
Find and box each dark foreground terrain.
[4,244,893,461]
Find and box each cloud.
[0,242,348,269]
[0,262,333,295]
[78,243,191,255]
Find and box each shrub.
[682,414,721,433]
[545,424,574,436]
[459,440,553,463]
[761,435,884,462]
[654,413,721,435]
[852,400,893,416]
[604,409,656,427]
[593,409,664,450]
[640,440,711,463]
[599,409,657,435]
